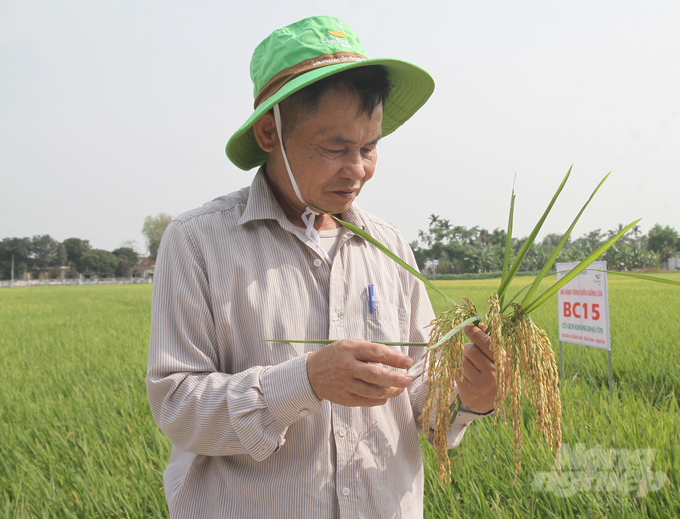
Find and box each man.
[147,15,498,518]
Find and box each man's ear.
[252,111,278,153]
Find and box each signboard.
[433,259,439,266]
[556,261,610,350]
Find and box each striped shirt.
[147,169,483,518]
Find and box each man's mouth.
[332,190,358,201]
[332,186,360,197]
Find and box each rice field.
[1,277,678,517]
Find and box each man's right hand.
[306,340,414,407]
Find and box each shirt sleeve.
[146,220,322,461]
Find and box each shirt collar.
[238,167,291,229]
[238,166,368,232]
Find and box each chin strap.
[273,103,333,265]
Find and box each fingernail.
[402,375,414,385]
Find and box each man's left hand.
[456,324,503,414]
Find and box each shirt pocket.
[364,295,407,344]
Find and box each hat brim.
[226,58,435,171]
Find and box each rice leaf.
[497,166,572,302]
[589,270,680,286]
[323,212,456,306]
[449,396,461,426]
[499,185,516,309]
[524,218,641,313]
[501,282,532,314]
[426,316,481,350]
[266,339,429,347]
[519,172,610,307]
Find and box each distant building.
[21,257,155,281]
[664,258,680,271]
[132,257,155,279]
[33,266,72,280]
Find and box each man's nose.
[341,151,367,179]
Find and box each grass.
[0,285,169,518]
[1,278,678,517]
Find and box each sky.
[1,0,678,255]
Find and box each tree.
[30,235,66,276]
[647,224,678,256]
[413,212,678,275]
[464,243,497,273]
[476,228,490,246]
[490,228,507,247]
[80,249,119,277]
[431,219,450,244]
[417,229,431,248]
[142,213,173,260]
[112,247,139,277]
[573,229,603,254]
[541,233,566,247]
[63,237,91,273]
[409,241,427,271]
[456,226,477,244]
[0,237,31,280]
[632,224,641,238]
[119,239,140,253]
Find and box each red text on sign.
[563,302,600,320]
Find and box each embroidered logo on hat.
[322,22,350,47]
[328,22,347,38]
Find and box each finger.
[349,379,406,401]
[459,360,497,394]
[461,355,481,377]
[355,361,414,389]
[456,355,477,385]
[464,325,494,361]
[459,359,492,390]
[463,344,495,373]
[353,341,414,370]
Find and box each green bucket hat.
[225,15,435,171]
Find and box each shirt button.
[332,312,338,322]
[300,409,310,417]
[313,259,322,267]
[342,487,350,496]
[338,427,347,438]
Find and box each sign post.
[556,261,613,397]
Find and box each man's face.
[269,85,383,219]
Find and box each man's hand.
[306,340,414,407]
[457,324,506,414]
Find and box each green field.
[1,278,678,518]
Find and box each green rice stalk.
[321,211,456,307]
[588,270,680,285]
[499,184,516,309]
[497,166,571,304]
[520,172,610,308]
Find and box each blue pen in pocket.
[368,284,375,313]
